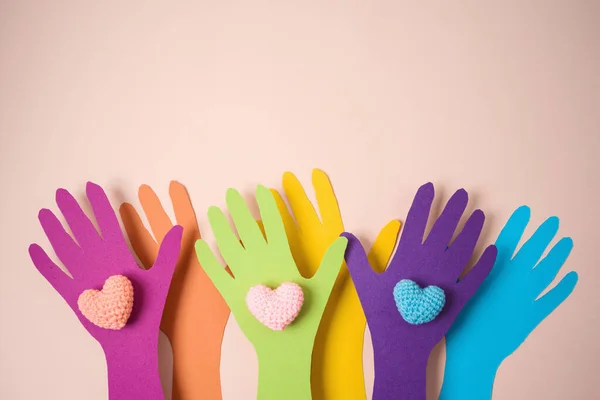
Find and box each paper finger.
[457,245,497,303]
[312,169,344,232]
[341,232,376,297]
[527,237,573,299]
[446,210,485,277]
[139,184,173,243]
[424,188,468,249]
[56,188,100,248]
[38,209,82,277]
[227,188,266,250]
[208,206,245,272]
[512,216,559,269]
[270,189,298,238]
[119,202,159,269]
[195,239,234,296]
[367,220,401,273]
[282,171,321,232]
[494,205,530,268]
[151,225,183,282]
[29,243,73,299]
[86,182,128,247]
[313,236,348,292]
[169,181,200,239]
[532,271,578,327]
[397,183,435,254]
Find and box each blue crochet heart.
[393,279,446,325]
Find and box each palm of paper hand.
[73,257,168,344]
[367,251,481,349]
[345,183,497,351]
[217,249,315,346]
[229,273,334,349]
[447,275,532,361]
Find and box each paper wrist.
[103,338,164,400]
[439,348,499,400]
[256,342,313,400]
[314,317,368,399]
[170,334,224,399]
[371,339,430,400]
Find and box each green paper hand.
[195,185,348,400]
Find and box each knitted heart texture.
[246,282,304,331]
[393,279,446,325]
[77,275,134,330]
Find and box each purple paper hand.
[28,182,182,400]
[342,183,497,400]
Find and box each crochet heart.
[77,275,134,330]
[393,279,445,325]
[246,282,304,331]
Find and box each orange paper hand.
[120,182,229,400]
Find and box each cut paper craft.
[393,279,445,325]
[195,185,348,400]
[440,206,579,400]
[29,182,182,400]
[246,282,304,331]
[342,182,497,400]
[271,169,401,400]
[78,275,134,330]
[120,182,230,400]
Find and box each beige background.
[1,1,599,399]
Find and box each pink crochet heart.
[246,282,304,331]
[77,275,134,330]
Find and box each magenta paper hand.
[342,183,497,400]
[29,182,182,400]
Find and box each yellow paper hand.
[120,182,230,400]
[271,169,401,400]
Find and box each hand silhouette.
[29,182,182,400]
[195,185,347,400]
[440,206,578,399]
[342,183,497,400]
[120,181,230,400]
[271,169,401,400]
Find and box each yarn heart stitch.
[77,275,134,330]
[393,279,446,325]
[246,282,304,331]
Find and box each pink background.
[0,1,598,399]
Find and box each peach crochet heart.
[246,282,304,331]
[77,275,134,330]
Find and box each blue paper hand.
[440,206,578,399]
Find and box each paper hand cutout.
[440,206,578,399]
[29,182,182,400]
[271,169,401,400]
[342,182,497,400]
[195,185,347,400]
[120,182,230,400]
